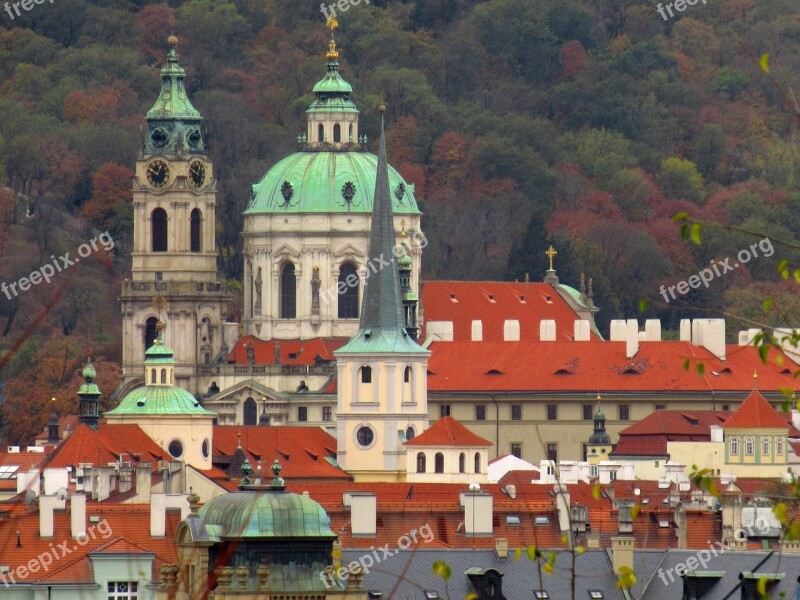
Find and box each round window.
[356,426,374,447]
[201,439,210,459]
[168,440,183,458]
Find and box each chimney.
[460,490,493,535]
[609,320,626,341]
[644,319,661,341]
[739,328,760,346]
[39,495,58,538]
[343,492,377,536]
[554,483,570,533]
[137,463,152,501]
[223,322,239,351]
[626,319,639,358]
[503,319,520,341]
[471,320,483,341]
[43,468,69,496]
[150,493,166,537]
[611,537,634,574]
[710,425,723,442]
[695,318,726,360]
[495,538,508,559]
[586,533,601,549]
[539,320,556,341]
[71,494,86,539]
[680,319,691,342]
[720,492,745,549]
[17,469,40,497]
[427,321,454,341]
[574,320,590,341]
[774,328,800,362]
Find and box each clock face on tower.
[189,160,206,188]
[146,160,170,188]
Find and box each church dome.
[107,386,213,416]
[198,489,335,539]
[244,151,420,215]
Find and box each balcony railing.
[197,364,336,377]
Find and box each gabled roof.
[404,416,492,447]
[43,423,165,469]
[228,336,349,365]
[427,341,799,392]
[421,280,600,342]
[34,415,80,441]
[723,389,790,429]
[211,426,351,484]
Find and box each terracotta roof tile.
[43,424,165,469]
[723,390,790,429]
[421,281,598,342]
[404,416,492,447]
[427,341,799,392]
[228,336,348,365]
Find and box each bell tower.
[120,36,229,395]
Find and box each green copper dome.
[245,151,420,214]
[198,490,335,539]
[105,386,214,416]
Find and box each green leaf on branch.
[696,363,705,376]
[689,223,702,245]
[777,260,789,278]
[759,53,770,73]
[673,211,689,222]
[639,298,648,312]
[433,560,451,581]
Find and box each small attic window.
[781,368,792,374]
[136,399,146,407]
[720,367,732,373]
[545,296,553,303]
[621,366,641,374]
[487,294,496,302]
[449,293,458,302]
[519,295,526,303]
[288,352,299,360]
[486,369,504,375]
[554,368,573,375]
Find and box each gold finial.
[400,219,407,240]
[596,392,602,401]
[379,105,386,113]
[167,34,178,46]
[325,17,340,60]
[545,245,558,271]
[326,15,339,31]
[753,370,758,390]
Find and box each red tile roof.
[0,502,180,584]
[404,416,492,447]
[227,336,349,365]
[723,389,790,429]
[421,281,598,342]
[212,426,351,483]
[34,416,80,441]
[43,424,165,469]
[427,341,798,392]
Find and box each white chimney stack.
[693,318,725,360]
[460,491,493,535]
[645,319,662,341]
[610,320,626,341]
[39,495,58,538]
[574,320,590,341]
[471,320,483,341]
[626,319,639,358]
[680,319,691,342]
[71,494,86,539]
[504,319,520,341]
[540,320,556,341]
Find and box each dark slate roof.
[344,548,800,600]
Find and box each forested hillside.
[0,0,799,442]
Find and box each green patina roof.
[105,385,214,416]
[337,119,429,356]
[146,41,202,121]
[78,357,100,396]
[245,151,420,214]
[198,490,335,539]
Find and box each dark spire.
[588,394,611,445]
[77,356,101,431]
[47,398,59,444]
[337,108,427,355]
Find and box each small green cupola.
[397,224,419,340]
[303,20,362,151]
[144,35,206,156]
[143,323,177,387]
[77,356,101,431]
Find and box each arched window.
[144,317,159,354]
[744,436,754,456]
[243,397,257,426]
[150,368,157,384]
[280,263,296,319]
[360,366,372,384]
[434,453,444,473]
[405,426,415,441]
[416,452,426,473]
[777,437,785,456]
[459,452,465,473]
[160,368,166,384]
[404,366,412,383]
[152,208,168,252]
[190,208,202,252]
[318,123,324,142]
[348,124,353,141]
[474,452,481,473]
[730,436,739,456]
[763,437,770,456]
[338,263,359,318]
[333,123,341,143]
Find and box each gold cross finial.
[326,15,339,31]
[753,370,758,390]
[545,245,558,271]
